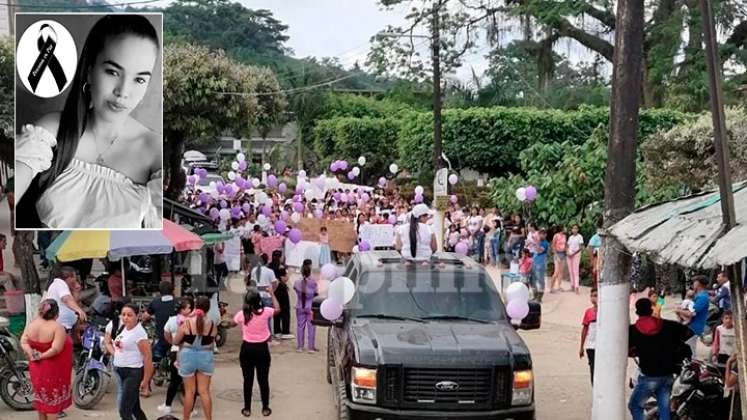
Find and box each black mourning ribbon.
[27,24,67,93]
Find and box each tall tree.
[592,0,645,417]
[163,43,285,199]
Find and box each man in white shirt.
[44,266,87,332]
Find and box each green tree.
[163,43,285,198]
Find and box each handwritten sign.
[359,224,394,248]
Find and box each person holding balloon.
[395,204,437,261]
[293,261,318,353]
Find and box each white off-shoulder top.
[16,125,162,229]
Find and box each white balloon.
[231,161,240,171]
[297,179,306,190]
[210,190,220,199]
[219,209,230,221]
[414,185,424,195]
[506,282,530,302]
[291,212,301,223]
[358,156,366,166]
[257,192,269,204]
[237,153,246,162]
[352,245,360,253]
[252,178,261,188]
[304,189,315,201]
[515,187,527,202]
[352,167,360,176]
[263,163,271,171]
[227,171,236,181]
[298,170,307,178]
[257,214,267,225]
[389,163,398,174]
[209,181,216,189]
[328,276,356,304]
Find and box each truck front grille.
[380,366,510,410]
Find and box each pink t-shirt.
[233,308,275,343]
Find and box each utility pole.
[700,0,746,415]
[591,0,644,417]
[430,2,448,252]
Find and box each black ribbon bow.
[27,24,67,93]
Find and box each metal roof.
[609,181,747,268]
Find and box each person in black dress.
[267,250,292,339]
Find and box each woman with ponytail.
[293,261,318,353]
[173,296,216,420]
[232,288,280,417]
[394,203,437,261]
[21,299,73,419]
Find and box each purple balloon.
[339,161,348,171]
[226,185,237,198]
[197,169,207,180]
[209,208,220,220]
[347,171,356,180]
[274,220,287,234]
[295,184,305,195]
[525,185,538,201]
[293,202,305,213]
[414,193,423,203]
[348,192,356,202]
[293,194,302,202]
[333,192,342,201]
[450,194,458,204]
[288,228,303,244]
[239,160,247,171]
[231,207,242,219]
[330,162,338,172]
[455,241,469,256]
[242,203,251,214]
[187,175,195,185]
[280,210,289,221]
[388,214,397,225]
[198,192,209,203]
[278,183,288,194]
[262,205,272,217]
[314,209,323,219]
[339,194,348,203]
[267,175,278,188]
[361,192,370,203]
[320,298,343,321]
[359,240,371,252]
[219,200,228,209]
[506,299,530,320]
[378,177,387,187]
[321,263,338,281]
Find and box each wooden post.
[699,0,746,416]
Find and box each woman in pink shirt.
[232,289,279,417]
[550,225,567,293]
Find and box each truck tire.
[336,380,351,420]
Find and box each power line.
[210,73,359,97]
[3,0,161,9]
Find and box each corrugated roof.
[609,182,747,268]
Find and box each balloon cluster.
[505,282,530,323]
[515,185,538,202]
[319,263,355,321]
[329,159,362,181]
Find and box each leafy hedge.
[312,116,401,182]
[311,105,689,179]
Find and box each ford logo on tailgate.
[435,381,459,391]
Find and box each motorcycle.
[645,358,730,420]
[72,322,111,410]
[0,317,33,410]
[216,301,231,348]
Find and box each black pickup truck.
[313,251,541,420]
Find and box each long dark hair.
[17,15,159,227]
[242,288,263,324]
[409,214,418,258]
[194,295,210,335]
[253,253,268,284]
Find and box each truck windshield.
[353,268,507,323]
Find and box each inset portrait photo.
[14,13,163,230]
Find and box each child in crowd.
[447,225,459,252]
[319,226,331,266]
[519,249,533,284]
[677,290,695,325]
[293,260,318,353]
[648,289,662,318]
[713,310,736,367]
[579,289,598,385]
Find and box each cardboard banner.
[359,224,394,248]
[292,218,357,252]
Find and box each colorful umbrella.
[46,219,204,262]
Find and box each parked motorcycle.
[72,322,111,409]
[645,358,729,420]
[216,301,231,348]
[0,317,33,410]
